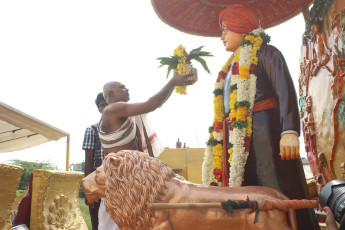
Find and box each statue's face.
[311,24,319,35]
[221,23,244,52]
[82,166,106,204]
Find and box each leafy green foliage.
[231,120,248,129]
[240,32,271,47]
[235,101,251,109]
[157,56,180,78]
[206,138,222,146]
[186,46,213,74]
[208,125,214,134]
[9,159,57,190]
[157,46,213,78]
[230,84,238,93]
[213,88,223,96]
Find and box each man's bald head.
[103,81,129,104]
[103,81,118,103]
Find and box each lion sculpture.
[82,150,297,230]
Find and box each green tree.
[8,160,57,190]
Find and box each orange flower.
[239,66,250,79]
[236,106,247,121]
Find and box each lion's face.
[82,166,106,204]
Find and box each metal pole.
[150,203,222,210]
[150,199,318,211]
[65,135,70,171]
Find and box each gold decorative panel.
[0,163,24,230]
[30,169,87,230]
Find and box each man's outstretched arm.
[105,73,195,119]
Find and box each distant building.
[158,147,204,184]
[158,150,314,186]
[70,162,84,172]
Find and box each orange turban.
[219,4,260,34]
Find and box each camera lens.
[320,179,345,223]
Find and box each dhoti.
[98,199,120,230]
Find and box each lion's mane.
[103,150,175,230]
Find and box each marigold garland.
[174,45,188,95]
[158,45,212,95]
[202,28,270,187]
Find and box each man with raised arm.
[96,72,196,230]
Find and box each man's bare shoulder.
[101,102,129,133]
[103,102,128,117]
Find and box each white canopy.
[0,101,69,153]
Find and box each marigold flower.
[246,117,253,137]
[245,35,255,43]
[173,45,183,55]
[212,143,223,170]
[209,133,214,139]
[234,48,241,62]
[212,161,222,170]
[236,106,247,121]
[213,120,223,132]
[254,39,261,46]
[251,56,258,65]
[214,95,225,121]
[229,110,236,120]
[239,66,250,79]
[213,169,222,182]
[174,86,187,95]
[228,147,233,164]
[213,144,223,156]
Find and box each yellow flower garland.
[226,30,265,186]
[211,54,234,175]
[205,28,269,186]
[174,45,187,95]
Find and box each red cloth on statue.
[12,173,33,228]
[219,4,260,34]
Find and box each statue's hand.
[279,133,299,160]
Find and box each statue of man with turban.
[205,3,320,230]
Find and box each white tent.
[0,101,70,170]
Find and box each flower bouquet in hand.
[157,45,213,95]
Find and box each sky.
[0,1,306,170]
